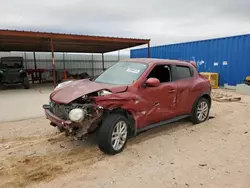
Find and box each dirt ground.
[0,89,250,188]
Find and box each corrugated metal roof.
[0,29,150,53]
[1,29,149,41]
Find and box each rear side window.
[176,66,192,80]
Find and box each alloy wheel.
[197,101,209,121]
[111,120,128,151]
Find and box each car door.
[138,64,178,127]
[173,65,196,114]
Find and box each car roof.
[120,58,192,66]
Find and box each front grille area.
[2,72,20,83]
[50,102,69,120]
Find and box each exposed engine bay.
[45,91,105,139]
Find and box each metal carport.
[0,29,150,87]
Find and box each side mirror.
[145,78,160,87]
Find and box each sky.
[1,0,250,54]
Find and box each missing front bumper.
[43,104,103,139]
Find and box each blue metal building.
[130,34,250,86]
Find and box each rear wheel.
[191,97,210,124]
[22,77,30,89]
[98,114,129,155]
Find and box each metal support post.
[102,53,105,71]
[148,42,150,58]
[92,53,94,76]
[63,52,67,79]
[50,38,56,88]
[33,51,37,82]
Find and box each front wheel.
[191,97,210,124]
[22,77,30,89]
[98,114,129,155]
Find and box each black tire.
[0,83,4,90]
[98,113,129,155]
[22,77,30,89]
[191,97,210,124]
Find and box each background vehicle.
[0,56,30,89]
[43,58,212,155]
[244,76,250,86]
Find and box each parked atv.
[0,56,30,89]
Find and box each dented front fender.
[93,92,157,129]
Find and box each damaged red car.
[43,58,211,154]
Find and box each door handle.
[168,89,176,93]
[154,102,159,106]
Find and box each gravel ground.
[0,89,250,188]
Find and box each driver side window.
[147,65,171,83]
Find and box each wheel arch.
[192,92,212,111]
[20,71,27,78]
[109,107,136,137]
[201,93,211,107]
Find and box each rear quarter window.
[176,65,193,80]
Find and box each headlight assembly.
[69,108,86,122]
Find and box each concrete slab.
[236,84,250,96]
[0,84,53,122]
[224,84,236,90]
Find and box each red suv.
[43,58,211,154]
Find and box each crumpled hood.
[50,79,128,104]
